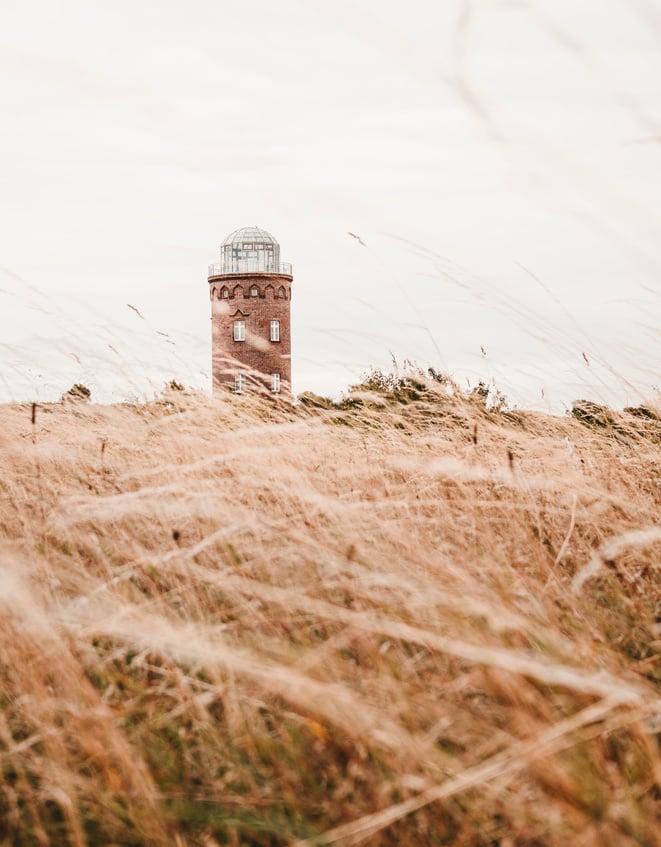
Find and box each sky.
[1,0,660,409]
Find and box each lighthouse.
[208,227,293,394]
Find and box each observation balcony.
[208,260,292,278]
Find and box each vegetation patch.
[0,387,659,845]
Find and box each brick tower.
[208,227,293,394]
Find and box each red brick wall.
[209,272,292,394]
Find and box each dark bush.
[61,383,91,403]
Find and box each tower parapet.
[209,227,292,394]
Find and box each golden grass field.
[0,378,659,846]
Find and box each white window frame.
[235,373,246,393]
[250,287,258,297]
[270,320,280,342]
[271,373,281,393]
[233,320,245,341]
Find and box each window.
[251,287,258,297]
[271,373,281,393]
[221,287,229,298]
[278,287,285,299]
[233,320,245,341]
[270,320,280,342]
[235,373,246,393]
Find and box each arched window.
[278,287,286,299]
[221,287,229,299]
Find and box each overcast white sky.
[1,0,660,408]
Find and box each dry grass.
[0,382,659,846]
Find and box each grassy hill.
[0,381,659,846]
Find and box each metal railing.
[208,260,292,277]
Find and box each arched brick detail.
[209,269,293,393]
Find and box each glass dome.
[217,226,286,274]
